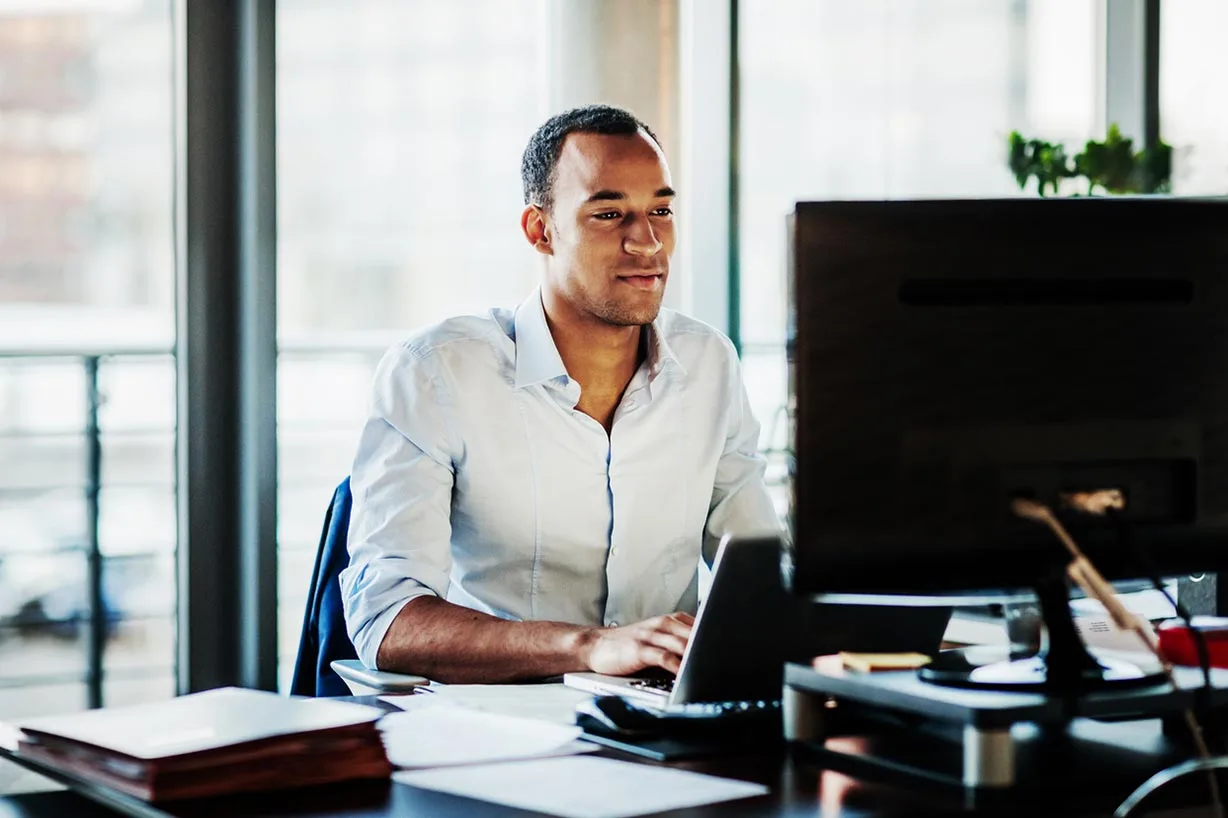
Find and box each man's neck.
[543,297,642,385]
[541,291,645,430]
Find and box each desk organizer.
[784,660,1228,791]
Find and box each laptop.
[563,533,951,711]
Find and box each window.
[1160,0,1228,195]
[275,0,545,688]
[737,0,1100,504]
[0,0,175,719]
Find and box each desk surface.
[0,699,1211,818]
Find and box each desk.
[0,698,1212,818]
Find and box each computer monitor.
[786,198,1228,691]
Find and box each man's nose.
[623,216,662,257]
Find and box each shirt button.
[609,621,619,628]
[625,400,636,409]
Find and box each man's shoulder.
[395,308,514,359]
[382,308,515,376]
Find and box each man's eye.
[652,207,674,217]
[593,211,621,220]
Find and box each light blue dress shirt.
[341,289,781,670]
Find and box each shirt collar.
[513,289,570,390]
[513,288,689,389]
[646,313,687,381]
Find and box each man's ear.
[520,205,553,256]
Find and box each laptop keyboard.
[622,677,779,720]
[627,677,675,693]
[617,675,779,721]
[661,699,780,719]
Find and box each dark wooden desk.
[0,701,1213,818]
[0,742,1013,818]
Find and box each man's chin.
[601,297,663,327]
[561,284,665,327]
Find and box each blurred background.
[0,0,1224,720]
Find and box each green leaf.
[1016,123,1173,197]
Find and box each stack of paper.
[378,705,593,769]
[381,682,592,724]
[14,688,389,802]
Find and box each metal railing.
[0,346,175,709]
[82,354,104,709]
[0,337,394,709]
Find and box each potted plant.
[1008,124,1172,196]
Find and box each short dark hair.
[521,104,661,209]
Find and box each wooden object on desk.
[836,652,932,673]
[3,693,1214,817]
[13,687,390,802]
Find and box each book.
[15,687,391,802]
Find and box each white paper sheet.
[0,722,20,752]
[395,755,769,818]
[381,683,593,725]
[378,704,591,769]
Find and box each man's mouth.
[617,272,664,291]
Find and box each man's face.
[534,130,676,327]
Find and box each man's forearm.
[375,596,599,683]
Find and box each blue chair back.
[290,478,359,697]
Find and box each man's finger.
[639,645,681,674]
[655,615,693,641]
[643,629,688,659]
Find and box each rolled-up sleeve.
[704,346,784,566]
[340,344,458,669]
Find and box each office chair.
[290,477,427,697]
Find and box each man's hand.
[580,612,695,676]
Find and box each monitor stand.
[919,569,1166,692]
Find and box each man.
[341,104,780,684]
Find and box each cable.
[1115,757,1228,818]
[1105,507,1215,734]
[1012,496,1223,818]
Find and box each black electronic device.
[786,198,1228,692]
[565,534,949,706]
[574,696,664,737]
[573,695,785,762]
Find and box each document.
[1070,585,1177,621]
[378,705,593,769]
[0,722,19,752]
[381,683,592,725]
[395,755,769,818]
